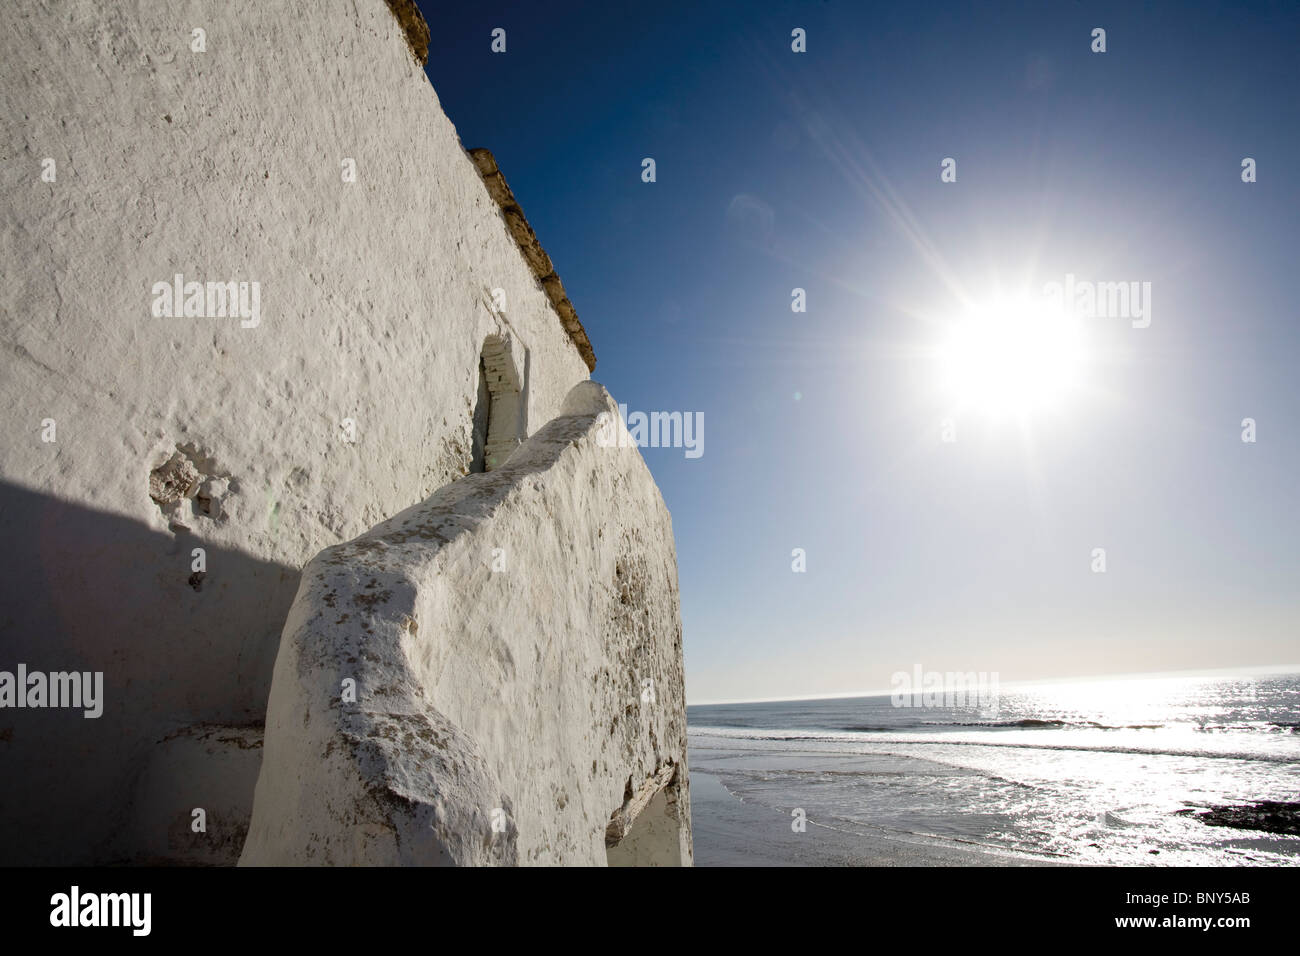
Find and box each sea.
[686,672,1300,865]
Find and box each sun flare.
[937,295,1087,421]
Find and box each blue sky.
[420,1,1300,702]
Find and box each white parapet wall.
[0,0,593,863]
[241,383,692,866]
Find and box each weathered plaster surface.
[241,383,692,866]
[0,0,592,863]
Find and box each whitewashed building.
[0,0,689,866]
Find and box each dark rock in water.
[1182,801,1300,836]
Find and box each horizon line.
[685,662,1300,707]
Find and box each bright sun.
[936,295,1087,421]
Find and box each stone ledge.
[468,147,598,372]
[382,0,430,65]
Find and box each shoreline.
[689,769,1058,867]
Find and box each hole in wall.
[475,335,524,472]
[148,443,235,527]
[470,356,490,474]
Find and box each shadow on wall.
[475,334,527,472]
[0,479,300,865]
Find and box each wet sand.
[689,761,1057,867]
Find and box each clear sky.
[420,1,1300,703]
